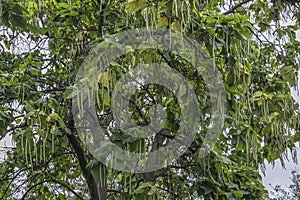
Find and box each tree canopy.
[1,0,300,199]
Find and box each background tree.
[0,0,300,199]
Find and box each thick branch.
[96,1,106,38]
[66,133,100,200]
[66,112,100,200]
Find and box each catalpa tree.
[0,0,300,199]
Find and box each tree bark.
[66,133,100,200]
[66,111,101,200]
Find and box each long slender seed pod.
[102,75,104,110]
[81,90,84,115]
[77,87,81,114]
[174,0,178,18]
[52,130,54,154]
[43,130,48,162]
[100,164,103,188]
[138,140,141,162]
[115,150,117,169]
[111,151,114,169]
[145,8,149,30]
[22,84,25,103]
[34,139,38,164]
[129,173,132,194]
[21,132,24,160]
[213,36,216,71]
[87,82,90,106]
[124,173,127,193]
[226,31,229,56]
[104,165,106,187]
[108,69,110,103]
[25,137,28,166]
[40,135,43,162]
[29,139,33,168]
[246,129,249,165]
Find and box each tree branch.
[21,179,84,200]
[222,0,252,15]
[21,180,48,200]
[66,133,100,200]
[66,111,100,200]
[51,178,84,200]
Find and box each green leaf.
[232,190,243,198]
[200,185,213,195]
[27,1,38,16]
[227,182,239,189]
[11,14,27,30]
[63,86,77,100]
[171,21,181,32]
[157,16,169,28]
[125,0,145,14]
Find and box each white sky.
[261,142,300,191]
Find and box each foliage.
[0,0,300,199]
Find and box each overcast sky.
[261,142,300,191]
